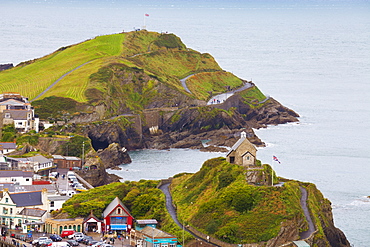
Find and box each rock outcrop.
[0,63,13,71]
[96,142,131,169]
[77,150,121,187]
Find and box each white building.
[0,171,33,185]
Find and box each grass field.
[0,33,124,100]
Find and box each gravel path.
[299,186,316,239]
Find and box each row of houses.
[44,197,181,247]
[0,154,82,173]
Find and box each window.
[50,201,55,207]
[26,178,30,181]
[169,244,176,247]
[5,198,8,203]
[5,113,10,118]
[117,208,121,214]
[229,156,235,163]
[10,208,12,214]
[110,217,127,224]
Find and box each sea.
[1,0,369,246]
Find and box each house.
[130,226,180,247]
[48,195,70,213]
[136,219,158,231]
[52,155,81,169]
[0,170,33,185]
[226,131,257,167]
[0,188,49,232]
[83,211,103,233]
[103,197,134,233]
[0,142,16,154]
[0,92,39,133]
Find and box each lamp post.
[82,141,85,168]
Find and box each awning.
[110,224,127,230]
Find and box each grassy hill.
[171,157,305,244]
[0,30,266,119]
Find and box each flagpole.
[143,14,146,30]
[271,156,274,186]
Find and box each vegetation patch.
[239,86,268,108]
[186,71,244,100]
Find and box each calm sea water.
[1,1,370,246]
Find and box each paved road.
[179,74,193,94]
[207,81,253,105]
[299,186,316,239]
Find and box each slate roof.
[0,142,17,149]
[3,110,30,120]
[18,208,46,217]
[226,131,257,157]
[9,191,43,207]
[136,219,158,225]
[103,197,132,218]
[0,170,33,178]
[141,226,175,238]
[48,195,70,201]
[28,155,52,164]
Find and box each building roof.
[293,241,310,247]
[136,219,158,225]
[226,131,256,156]
[0,142,17,149]
[18,208,47,217]
[28,155,52,164]
[84,211,102,223]
[0,99,25,106]
[64,156,81,161]
[52,155,65,160]
[0,170,33,178]
[48,195,70,201]
[9,191,43,207]
[23,185,57,193]
[141,226,175,238]
[3,109,30,120]
[103,197,132,218]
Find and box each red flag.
[145,14,149,17]
[273,155,281,164]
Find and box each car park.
[91,242,104,247]
[51,242,71,247]
[87,240,98,246]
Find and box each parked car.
[32,237,49,245]
[66,240,79,246]
[91,242,104,247]
[50,234,62,242]
[60,229,75,238]
[80,236,93,244]
[87,240,98,246]
[51,242,71,247]
[68,232,84,241]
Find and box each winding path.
[299,186,316,239]
[159,183,220,246]
[179,74,193,93]
[30,61,91,102]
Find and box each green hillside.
[0,30,262,106]
[171,157,305,244]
